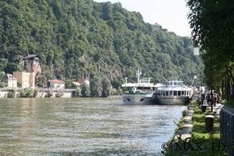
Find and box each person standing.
[201,93,205,106]
[206,92,211,105]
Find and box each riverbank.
[164,100,225,155]
[0,88,122,98]
[0,88,76,98]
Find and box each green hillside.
[0,0,203,90]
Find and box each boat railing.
[167,80,184,86]
[139,77,151,83]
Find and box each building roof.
[49,79,65,84]
[4,73,17,80]
[72,82,81,86]
[6,74,13,79]
[77,77,89,84]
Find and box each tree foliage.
[81,84,90,97]
[187,0,234,99]
[0,0,203,94]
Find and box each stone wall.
[0,89,75,98]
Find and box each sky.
[94,0,191,37]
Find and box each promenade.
[174,98,223,141]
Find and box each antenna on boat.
[125,77,128,83]
[192,75,197,86]
[136,68,142,83]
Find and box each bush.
[19,88,37,98]
[0,82,7,88]
[7,89,15,98]
[72,88,81,97]
[45,89,53,98]
[81,84,90,97]
[34,88,38,97]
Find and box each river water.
[0,98,185,156]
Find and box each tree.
[101,78,111,97]
[81,84,90,97]
[111,77,123,90]
[72,88,81,97]
[0,0,203,95]
[4,63,18,74]
[65,80,72,88]
[90,77,102,97]
[187,0,234,99]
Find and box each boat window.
[155,92,160,96]
[169,91,173,96]
[156,91,161,95]
[166,91,169,96]
[174,91,177,96]
[178,91,181,96]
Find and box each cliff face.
[0,0,203,88]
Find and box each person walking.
[206,92,211,106]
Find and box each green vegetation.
[7,89,15,98]
[0,0,203,94]
[81,84,90,97]
[72,88,81,97]
[0,82,7,88]
[165,101,226,156]
[187,0,234,101]
[45,89,53,98]
[223,99,234,107]
[192,108,220,139]
[19,88,38,98]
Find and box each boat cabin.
[156,90,191,97]
[122,84,155,93]
[155,80,193,97]
[167,80,184,86]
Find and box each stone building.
[13,71,35,88]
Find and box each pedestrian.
[213,93,217,106]
[201,93,205,106]
[206,93,211,105]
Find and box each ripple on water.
[0,98,185,156]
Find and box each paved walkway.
[213,103,224,118]
[174,100,223,141]
[174,106,194,141]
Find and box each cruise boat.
[121,69,156,104]
[154,80,193,105]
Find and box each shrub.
[72,88,81,97]
[45,89,53,98]
[20,88,37,98]
[7,89,15,98]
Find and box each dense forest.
[0,0,203,91]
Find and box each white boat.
[121,69,155,104]
[154,80,193,105]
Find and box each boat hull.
[122,93,155,104]
[155,96,190,105]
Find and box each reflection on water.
[0,98,185,156]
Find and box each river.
[0,98,186,156]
